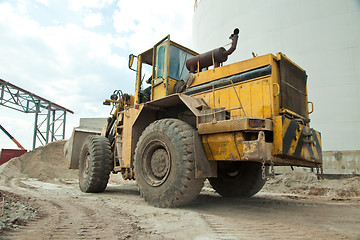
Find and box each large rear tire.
[209,161,266,198]
[79,135,113,193]
[134,119,205,208]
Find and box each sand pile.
[263,172,360,198]
[0,140,78,183]
[0,139,126,185]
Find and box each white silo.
[192,0,360,174]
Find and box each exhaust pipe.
[186,28,239,73]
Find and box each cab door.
[151,36,170,101]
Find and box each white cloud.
[69,0,115,12]
[1,3,39,36]
[107,54,127,69]
[15,0,29,14]
[83,13,103,27]
[113,0,194,52]
[0,3,126,75]
[34,0,49,6]
[0,2,128,129]
[0,0,195,149]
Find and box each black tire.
[209,161,266,198]
[79,135,113,193]
[134,119,205,208]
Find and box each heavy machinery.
[65,29,322,207]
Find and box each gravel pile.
[0,190,38,233]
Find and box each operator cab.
[129,35,198,104]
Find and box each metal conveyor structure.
[0,79,74,149]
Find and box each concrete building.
[192,0,360,174]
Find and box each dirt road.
[1,176,359,240]
[0,141,359,239]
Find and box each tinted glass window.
[169,45,195,80]
[156,46,165,78]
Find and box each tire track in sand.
[1,178,149,239]
[201,213,355,240]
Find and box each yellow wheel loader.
[65,29,322,207]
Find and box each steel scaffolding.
[0,79,74,149]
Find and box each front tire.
[209,161,266,198]
[79,135,113,193]
[134,119,205,208]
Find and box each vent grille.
[279,57,307,117]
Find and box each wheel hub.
[82,153,90,179]
[150,149,169,178]
[142,140,171,187]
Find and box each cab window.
[156,46,165,78]
[169,45,195,81]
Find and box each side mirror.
[128,54,137,71]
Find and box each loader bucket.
[64,128,101,169]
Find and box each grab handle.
[273,83,280,97]
[308,101,314,114]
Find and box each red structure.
[0,149,27,165]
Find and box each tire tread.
[79,135,113,193]
[134,119,204,207]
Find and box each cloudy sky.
[0,0,195,150]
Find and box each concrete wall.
[193,0,360,152]
[276,150,360,175]
[322,150,360,175]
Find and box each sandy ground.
[0,141,359,240]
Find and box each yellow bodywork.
[186,54,276,163]
[273,116,322,166]
[188,53,280,119]
[151,78,177,100]
[66,35,321,179]
[118,106,143,169]
[117,49,319,170]
[202,132,244,161]
[183,52,320,167]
